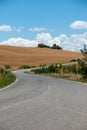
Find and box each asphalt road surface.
[0,70,87,130]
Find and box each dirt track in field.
[0,45,83,68]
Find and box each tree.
[78,44,87,78]
[51,44,62,50]
[38,43,62,50]
[38,43,50,48]
[81,44,87,61]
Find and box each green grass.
[0,73,16,89]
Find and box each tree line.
[38,43,62,50]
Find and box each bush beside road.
[0,65,16,89]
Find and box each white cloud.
[69,33,87,51]
[29,27,47,32]
[0,32,87,52]
[70,20,87,29]
[0,37,38,47]
[36,32,52,46]
[36,32,87,51]
[0,25,12,31]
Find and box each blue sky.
[0,0,87,51]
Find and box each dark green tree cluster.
[51,44,62,50]
[38,44,50,48]
[38,43,62,50]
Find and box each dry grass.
[59,73,82,81]
[0,45,83,68]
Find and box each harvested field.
[0,45,83,68]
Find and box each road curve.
[0,70,87,130]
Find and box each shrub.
[78,59,87,78]
[48,64,56,73]
[32,64,56,74]
[19,65,32,69]
[4,64,11,74]
[62,64,77,74]
[4,64,11,70]
[0,66,5,76]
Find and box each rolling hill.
[0,45,83,68]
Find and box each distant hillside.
[0,45,83,68]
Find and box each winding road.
[0,70,87,130]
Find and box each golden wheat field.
[0,45,83,68]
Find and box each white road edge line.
[0,78,18,91]
[0,85,51,111]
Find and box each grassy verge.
[30,71,87,83]
[58,73,87,83]
[0,73,16,89]
[49,73,87,83]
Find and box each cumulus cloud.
[70,20,87,29]
[0,32,87,52]
[0,37,38,47]
[36,32,53,46]
[29,27,47,32]
[0,25,12,31]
